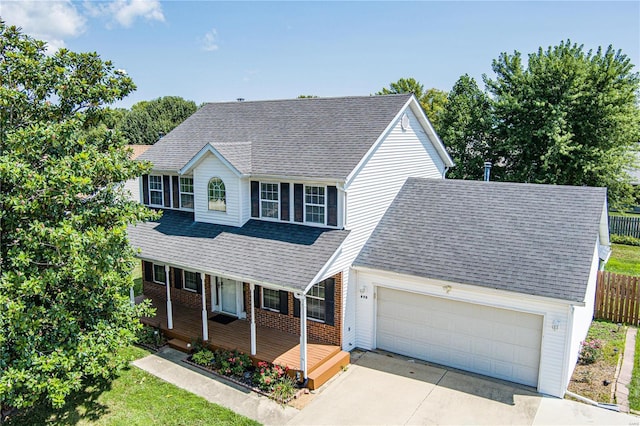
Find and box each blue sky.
[2,1,639,108]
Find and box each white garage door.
[376,287,542,387]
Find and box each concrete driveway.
[288,350,638,425]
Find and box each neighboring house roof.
[137,94,449,179]
[128,210,350,291]
[127,144,152,160]
[354,178,608,303]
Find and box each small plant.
[254,361,289,392]
[270,374,298,404]
[190,337,206,353]
[218,349,252,377]
[136,325,165,348]
[579,339,603,365]
[192,349,215,368]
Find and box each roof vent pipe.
[237,98,245,102]
[484,161,492,182]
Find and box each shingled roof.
[128,210,349,291]
[354,178,608,303]
[137,94,415,179]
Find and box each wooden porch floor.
[140,297,341,373]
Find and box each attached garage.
[353,178,610,397]
[376,287,542,387]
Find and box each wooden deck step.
[168,338,193,353]
[307,345,343,374]
[307,350,350,390]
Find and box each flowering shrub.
[217,349,252,377]
[254,361,289,392]
[579,339,603,365]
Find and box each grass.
[630,330,640,411]
[6,346,259,426]
[605,244,640,276]
[567,320,626,403]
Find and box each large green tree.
[0,22,154,413]
[377,78,448,129]
[119,96,197,145]
[438,75,496,180]
[485,41,640,206]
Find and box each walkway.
[615,327,637,412]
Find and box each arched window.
[208,178,226,211]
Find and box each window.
[153,264,166,285]
[260,183,279,219]
[307,282,326,321]
[262,288,280,311]
[305,186,326,224]
[180,177,194,209]
[208,178,226,211]
[149,175,163,206]
[183,270,198,292]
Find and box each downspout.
[294,292,308,385]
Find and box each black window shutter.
[172,176,180,208]
[251,181,260,217]
[254,285,261,308]
[294,184,303,222]
[174,268,183,289]
[163,175,171,207]
[143,261,153,282]
[293,297,300,318]
[325,278,335,326]
[196,273,202,294]
[280,183,290,221]
[327,186,338,226]
[279,291,289,315]
[142,175,149,205]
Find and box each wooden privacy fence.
[610,215,640,239]
[595,271,640,325]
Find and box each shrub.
[217,349,252,377]
[271,375,298,403]
[192,349,215,368]
[136,325,164,347]
[611,234,640,246]
[254,361,289,392]
[579,339,603,365]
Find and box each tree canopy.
[435,41,640,207]
[377,78,448,129]
[0,22,154,412]
[118,96,197,145]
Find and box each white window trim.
[303,185,327,226]
[261,288,280,312]
[259,182,280,221]
[183,270,198,293]
[306,282,326,323]
[148,175,164,207]
[152,263,166,285]
[208,177,227,212]
[179,176,194,211]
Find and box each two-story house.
[127,94,453,388]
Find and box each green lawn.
[605,244,640,276]
[6,346,259,426]
[630,330,640,411]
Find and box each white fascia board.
[408,98,454,168]
[179,143,244,177]
[136,254,302,293]
[599,200,610,246]
[352,265,585,307]
[303,242,348,294]
[250,174,345,186]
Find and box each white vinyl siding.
[193,154,241,226]
[149,175,163,206]
[355,268,573,397]
[328,106,447,352]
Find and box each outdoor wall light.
[552,320,560,331]
[359,285,367,294]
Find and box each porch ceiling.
[128,210,349,291]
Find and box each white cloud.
[200,28,219,51]
[0,1,86,51]
[85,0,165,28]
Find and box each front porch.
[140,297,349,389]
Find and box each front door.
[220,278,238,316]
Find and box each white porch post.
[129,286,135,307]
[249,282,257,356]
[165,265,173,329]
[201,274,208,341]
[294,292,308,381]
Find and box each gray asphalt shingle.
[354,178,607,303]
[137,94,413,179]
[128,210,349,291]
